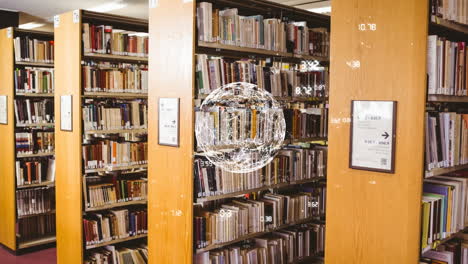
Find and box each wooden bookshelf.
[55,10,149,264]
[0,27,56,252]
[15,93,54,97]
[425,163,468,178]
[430,15,468,36]
[18,210,56,220]
[427,95,468,103]
[149,0,330,262]
[421,228,467,254]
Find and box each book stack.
[422,235,468,264]
[14,99,54,125]
[16,187,55,217]
[15,132,54,154]
[85,244,148,264]
[427,36,467,96]
[14,68,54,94]
[83,208,148,246]
[284,103,328,140]
[425,112,468,171]
[15,158,55,186]
[82,99,148,131]
[13,36,54,63]
[430,0,468,25]
[194,192,316,250]
[18,214,55,242]
[82,141,148,170]
[85,177,147,209]
[197,2,329,57]
[82,63,148,94]
[82,23,149,57]
[421,175,468,253]
[195,223,325,263]
[196,54,328,98]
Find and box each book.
[14,36,54,63]
[16,158,55,186]
[14,98,54,125]
[283,103,328,140]
[18,214,55,242]
[82,23,149,58]
[82,99,148,132]
[85,244,148,264]
[82,62,148,94]
[16,186,55,217]
[430,0,468,25]
[14,67,54,94]
[15,131,54,154]
[82,141,148,170]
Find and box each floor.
[0,246,56,264]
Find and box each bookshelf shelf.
[18,235,56,249]
[421,228,466,254]
[14,61,54,68]
[16,152,55,158]
[85,199,147,212]
[85,164,148,173]
[16,123,55,128]
[83,53,148,63]
[292,255,324,264]
[427,95,468,103]
[84,128,147,135]
[275,96,329,102]
[425,163,468,178]
[82,92,148,99]
[430,16,468,35]
[196,216,321,254]
[195,177,325,203]
[17,181,54,189]
[198,41,329,62]
[18,210,56,219]
[85,233,148,250]
[15,93,54,97]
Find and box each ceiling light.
[87,1,128,13]
[19,22,45,30]
[307,6,331,14]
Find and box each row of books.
[82,100,148,132]
[194,146,327,198]
[195,108,284,149]
[14,36,54,63]
[284,105,328,140]
[425,112,468,171]
[82,23,149,58]
[16,187,55,217]
[14,68,54,94]
[195,223,325,264]
[83,209,148,246]
[82,64,148,94]
[15,158,55,186]
[427,37,467,96]
[85,244,148,264]
[197,2,330,57]
[85,177,147,209]
[422,235,468,264]
[421,174,467,252]
[14,99,54,125]
[82,141,148,170]
[15,132,54,154]
[194,192,320,249]
[430,0,468,25]
[196,55,328,98]
[18,214,55,242]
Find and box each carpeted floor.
[0,246,56,264]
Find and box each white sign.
[60,95,73,131]
[350,100,396,173]
[0,96,7,124]
[159,98,179,146]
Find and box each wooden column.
[0,28,17,250]
[54,11,83,264]
[148,1,195,263]
[326,0,428,263]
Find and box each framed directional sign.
[158,97,180,147]
[349,100,397,173]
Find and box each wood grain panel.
[148,1,195,263]
[0,28,17,250]
[325,0,428,263]
[54,11,83,264]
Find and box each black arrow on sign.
[382,132,389,139]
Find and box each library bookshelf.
[148,0,329,263]
[0,27,56,251]
[54,10,149,264]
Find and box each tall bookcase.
[420,4,468,260]
[0,27,56,251]
[148,0,330,262]
[54,10,149,263]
